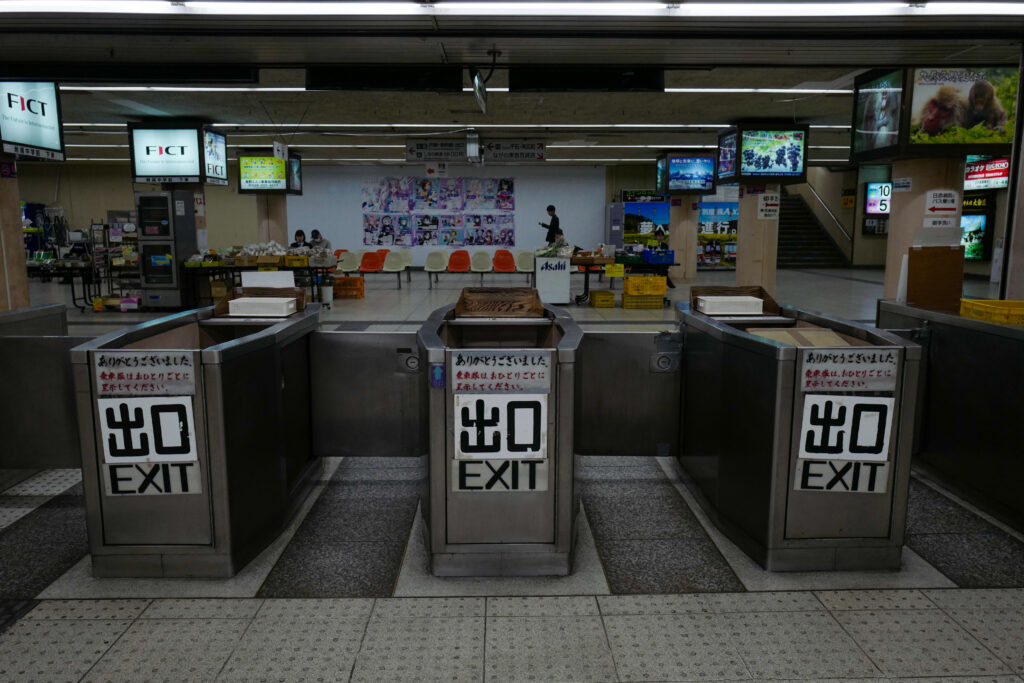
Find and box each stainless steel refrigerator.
[135,190,198,308]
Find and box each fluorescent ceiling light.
[61,86,305,92]
[549,158,657,162]
[65,144,129,148]
[664,88,852,95]
[548,144,716,149]
[809,158,852,162]
[810,145,851,149]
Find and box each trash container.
[678,297,921,571]
[0,304,92,468]
[417,289,583,576]
[71,304,322,577]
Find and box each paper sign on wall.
[454,394,548,461]
[758,191,781,220]
[925,189,958,214]
[94,351,196,396]
[800,348,899,393]
[798,395,895,462]
[893,178,912,193]
[98,396,197,464]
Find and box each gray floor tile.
[0,618,131,681]
[598,593,709,615]
[217,615,367,682]
[908,532,1024,588]
[924,588,1024,611]
[599,537,744,594]
[577,455,657,468]
[336,456,427,469]
[583,482,708,540]
[0,469,41,494]
[487,596,599,616]
[255,598,375,620]
[258,540,406,598]
[891,677,1023,683]
[27,599,150,620]
[703,591,823,612]
[907,480,994,535]
[815,589,936,611]
[945,608,1024,673]
[722,610,881,679]
[0,499,89,600]
[1,469,81,497]
[485,615,617,682]
[372,597,485,618]
[83,618,249,682]
[351,616,484,682]
[833,609,1012,678]
[604,613,750,682]
[332,466,426,481]
[576,460,668,482]
[0,599,35,635]
[299,492,418,542]
[141,598,263,619]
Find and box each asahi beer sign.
[131,128,201,182]
[0,81,64,160]
[800,348,899,393]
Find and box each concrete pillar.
[1004,152,1024,299]
[668,197,698,283]
[257,194,288,245]
[0,155,30,311]
[883,158,965,299]
[735,184,780,296]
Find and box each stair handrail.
[796,183,852,243]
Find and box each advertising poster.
[362,176,515,247]
[960,214,988,260]
[697,201,739,270]
[239,156,286,191]
[623,201,670,244]
[203,130,228,184]
[718,132,737,179]
[964,156,1010,191]
[668,156,715,192]
[853,70,903,154]
[740,130,805,176]
[909,67,1018,145]
[0,81,64,160]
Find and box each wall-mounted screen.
[865,182,892,215]
[909,67,1018,149]
[668,156,716,193]
[239,155,287,192]
[0,81,65,161]
[655,157,667,194]
[203,129,228,185]
[130,127,202,183]
[740,129,806,178]
[717,132,737,180]
[287,154,303,195]
[960,214,988,261]
[851,69,903,160]
[964,155,1010,191]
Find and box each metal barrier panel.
[574,331,681,457]
[310,331,427,459]
[0,304,67,336]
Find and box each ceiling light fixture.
[60,86,306,92]
[663,88,852,94]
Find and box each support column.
[668,197,699,283]
[884,158,965,299]
[1004,152,1024,299]
[735,184,780,296]
[0,156,30,311]
[257,194,288,245]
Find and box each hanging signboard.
[484,140,546,162]
[405,138,467,161]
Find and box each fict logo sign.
[0,82,63,158]
[131,128,201,180]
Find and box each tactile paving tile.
[2,469,82,497]
[0,506,37,530]
[703,591,824,613]
[833,609,1012,678]
[487,596,599,617]
[351,616,484,682]
[721,610,881,680]
[82,618,249,682]
[598,594,709,615]
[141,598,262,620]
[944,608,1024,673]
[255,598,374,620]
[0,618,130,681]
[27,599,151,620]
[485,615,618,682]
[372,597,485,618]
[604,613,750,681]
[217,615,368,682]
[924,588,1024,611]
[815,589,936,611]
[0,599,35,635]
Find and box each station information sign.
[865,182,892,215]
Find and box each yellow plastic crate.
[622,293,665,309]
[960,299,1024,326]
[284,255,309,267]
[590,290,615,308]
[624,275,667,296]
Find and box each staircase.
[777,192,848,268]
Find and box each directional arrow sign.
[925,189,959,214]
[927,205,956,213]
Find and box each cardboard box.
[234,286,306,310]
[256,255,283,266]
[210,280,230,299]
[238,254,260,267]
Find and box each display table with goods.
[677,287,921,571]
[876,299,1024,532]
[25,258,100,312]
[0,305,92,469]
[417,289,582,576]
[71,303,322,578]
[569,252,615,304]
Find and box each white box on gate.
[695,295,764,315]
[228,297,297,317]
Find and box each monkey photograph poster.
[909,67,1018,146]
[853,70,903,155]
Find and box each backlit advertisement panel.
[0,81,64,161]
[239,156,287,192]
[131,128,202,182]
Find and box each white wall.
[287,164,607,266]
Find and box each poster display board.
[698,185,739,270]
[657,153,716,194]
[361,176,515,247]
[865,182,893,215]
[623,201,669,244]
[909,67,1018,149]
[851,69,904,161]
[239,155,287,192]
[963,156,1010,191]
[0,81,65,161]
[202,130,227,186]
[717,123,808,185]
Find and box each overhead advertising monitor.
[740,128,806,179]
[0,81,65,161]
[655,157,667,194]
[960,214,988,261]
[963,155,1010,191]
[667,156,716,194]
[287,154,303,195]
[851,69,903,161]
[717,132,737,181]
[908,67,1018,153]
[203,129,228,186]
[865,182,893,215]
[238,154,287,192]
[130,126,202,183]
